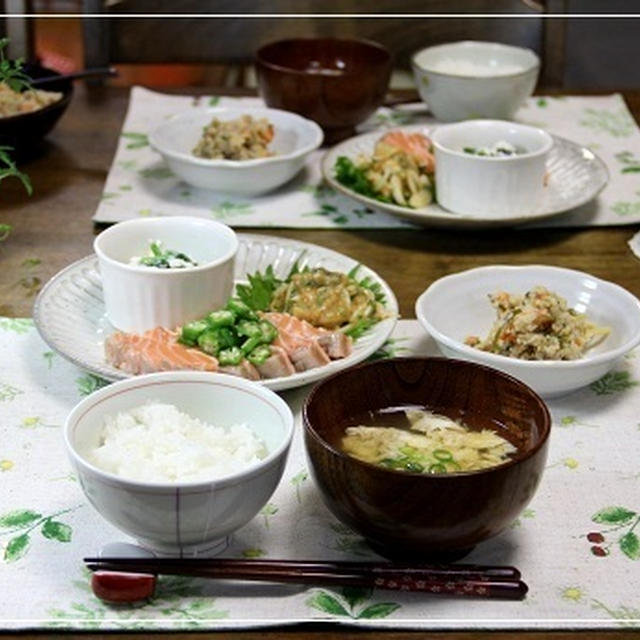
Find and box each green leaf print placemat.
[1,318,639,630]
[93,87,640,229]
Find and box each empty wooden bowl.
[303,357,550,560]
[255,38,392,144]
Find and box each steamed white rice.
[88,402,267,483]
[427,58,525,77]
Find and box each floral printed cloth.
[92,87,640,229]
[1,317,639,631]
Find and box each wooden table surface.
[1,85,639,640]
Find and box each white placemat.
[1,318,639,631]
[92,87,640,229]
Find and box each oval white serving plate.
[33,233,398,391]
[322,124,609,228]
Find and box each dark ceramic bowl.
[0,62,73,153]
[303,357,550,560]
[255,38,392,144]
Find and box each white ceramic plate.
[33,234,398,391]
[322,124,609,228]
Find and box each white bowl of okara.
[416,265,640,398]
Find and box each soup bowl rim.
[302,355,551,478]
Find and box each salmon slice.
[379,131,435,173]
[255,345,296,379]
[263,312,327,339]
[105,327,218,375]
[261,312,327,355]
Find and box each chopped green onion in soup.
[341,409,516,474]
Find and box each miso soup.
[340,407,517,474]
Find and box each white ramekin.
[94,216,238,332]
[431,120,553,217]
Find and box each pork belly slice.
[255,345,296,379]
[219,360,260,380]
[316,332,353,359]
[290,340,331,372]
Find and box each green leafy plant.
[0,146,32,195]
[0,37,32,92]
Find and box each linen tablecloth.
[1,317,639,631]
[92,87,640,229]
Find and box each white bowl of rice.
[415,265,640,398]
[64,371,294,556]
[411,41,539,121]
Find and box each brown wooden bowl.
[303,357,551,560]
[255,38,392,145]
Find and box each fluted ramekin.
[94,216,238,333]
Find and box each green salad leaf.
[334,156,391,203]
[235,265,282,311]
[347,264,387,305]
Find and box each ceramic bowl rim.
[303,355,551,478]
[431,119,554,161]
[148,106,323,168]
[255,36,393,77]
[415,265,640,371]
[93,216,239,275]
[410,39,540,80]
[64,371,295,490]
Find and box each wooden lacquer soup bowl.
[303,357,550,560]
[255,38,392,144]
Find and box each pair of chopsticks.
[85,557,528,600]
[30,67,118,87]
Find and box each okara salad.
[335,130,435,209]
[465,286,610,360]
[105,262,390,380]
[0,38,62,117]
[193,114,275,160]
[0,82,62,117]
